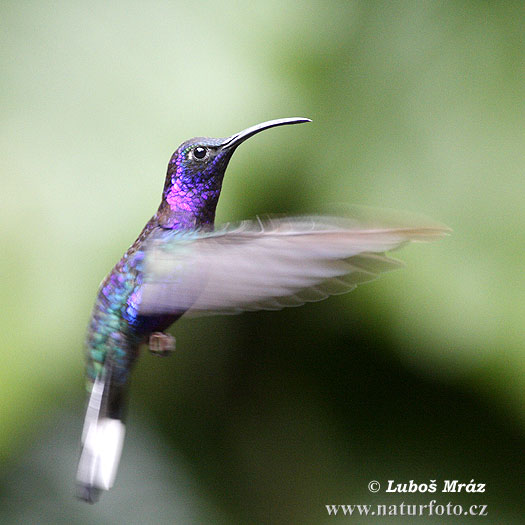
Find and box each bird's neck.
[157,178,222,230]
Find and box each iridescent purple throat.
[160,146,227,230]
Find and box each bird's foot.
[148,332,175,357]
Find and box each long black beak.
[222,117,311,150]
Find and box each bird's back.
[85,218,161,387]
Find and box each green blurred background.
[1,1,524,523]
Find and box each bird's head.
[160,118,310,228]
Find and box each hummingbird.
[76,117,447,502]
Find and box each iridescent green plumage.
[85,228,146,387]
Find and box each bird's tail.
[76,358,127,503]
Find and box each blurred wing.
[138,215,448,317]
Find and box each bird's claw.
[148,332,175,357]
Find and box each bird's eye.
[193,146,207,160]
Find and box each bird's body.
[84,133,232,392]
[86,217,179,389]
[77,118,448,502]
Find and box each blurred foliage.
[1,1,524,523]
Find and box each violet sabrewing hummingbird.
[77,118,448,502]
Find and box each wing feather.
[138,215,448,317]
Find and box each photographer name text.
[385,479,485,494]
